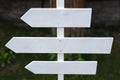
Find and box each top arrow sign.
[21,8,92,28]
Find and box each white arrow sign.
[6,37,113,54]
[25,61,97,74]
[21,8,92,27]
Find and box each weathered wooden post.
[5,0,113,80]
[50,0,86,37]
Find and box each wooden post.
[50,0,56,37]
[65,0,86,37]
[50,0,86,37]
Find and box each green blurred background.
[0,0,120,80]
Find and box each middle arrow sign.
[21,8,92,27]
[6,37,113,54]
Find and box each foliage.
[65,54,84,61]
[0,51,16,68]
[49,54,84,61]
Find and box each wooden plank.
[6,37,113,54]
[21,8,92,27]
[25,61,97,74]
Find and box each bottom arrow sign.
[25,61,97,75]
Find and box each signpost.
[5,0,113,80]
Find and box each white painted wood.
[56,0,65,79]
[6,37,113,54]
[21,8,92,28]
[58,74,64,80]
[57,0,64,9]
[57,28,64,37]
[25,61,97,74]
[57,28,64,61]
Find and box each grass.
[0,21,120,80]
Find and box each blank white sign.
[21,8,92,27]
[25,61,97,74]
[6,37,113,54]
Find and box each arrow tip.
[5,37,17,53]
[25,61,38,74]
[20,8,34,27]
